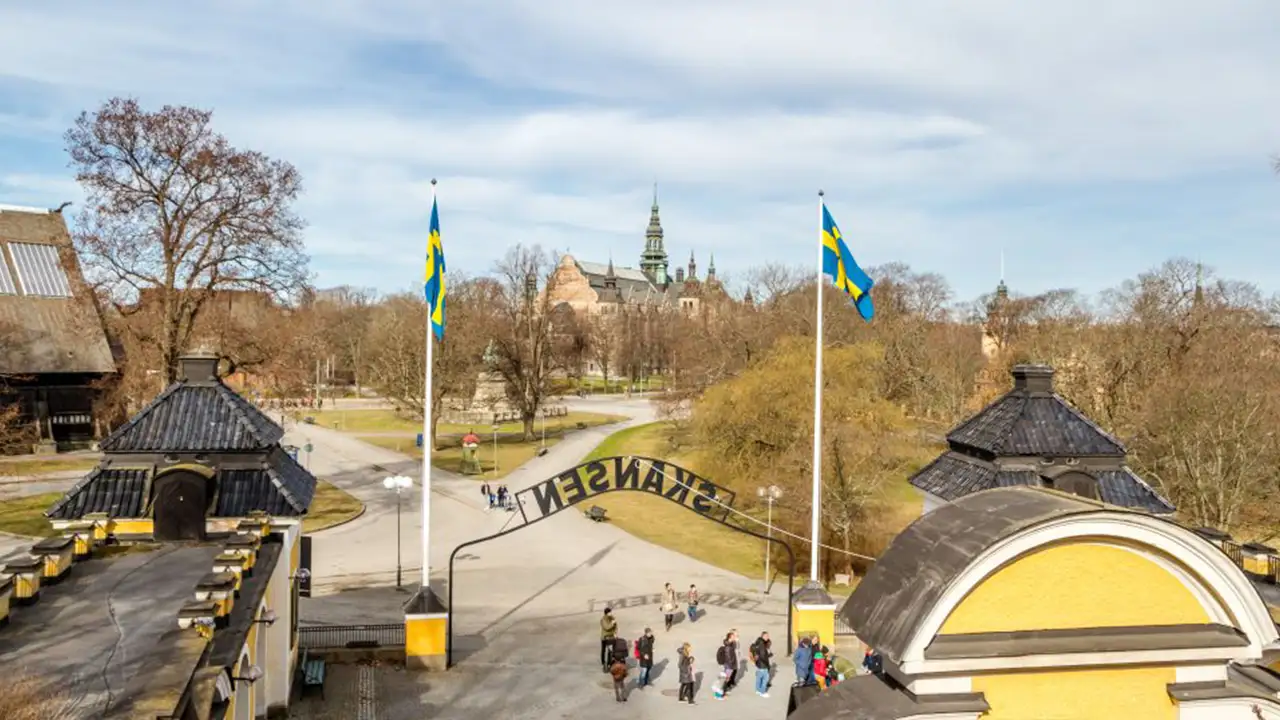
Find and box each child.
[812,647,828,690]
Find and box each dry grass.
[302,481,366,533]
[0,456,100,477]
[0,675,78,719]
[0,492,61,537]
[357,435,562,479]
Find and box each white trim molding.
[898,512,1278,675]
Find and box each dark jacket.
[750,638,772,669]
[638,634,655,668]
[678,651,694,683]
[725,640,739,668]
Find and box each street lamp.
[383,475,413,590]
[492,423,500,477]
[757,485,783,594]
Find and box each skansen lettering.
[517,457,737,522]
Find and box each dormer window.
[1043,470,1100,501]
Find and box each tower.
[604,255,617,291]
[687,250,697,281]
[640,183,669,286]
[707,253,717,283]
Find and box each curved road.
[295,395,795,719]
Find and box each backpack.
[634,639,640,659]
[716,645,728,666]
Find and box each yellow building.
[793,487,1280,719]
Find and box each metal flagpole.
[422,179,437,591]
[811,190,825,583]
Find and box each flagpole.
[811,190,824,583]
[422,178,436,591]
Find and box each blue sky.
[1,1,1279,304]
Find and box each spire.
[687,250,697,280]
[996,249,1008,300]
[640,184,668,286]
[1194,262,1205,306]
[605,254,617,290]
[707,253,716,281]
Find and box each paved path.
[296,396,796,718]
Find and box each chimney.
[179,350,221,385]
[1011,364,1054,394]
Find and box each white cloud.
[0,1,1277,300]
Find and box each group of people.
[793,635,841,690]
[659,582,699,630]
[479,482,512,510]
[597,603,778,705]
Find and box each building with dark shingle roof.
[910,364,1174,515]
[46,351,316,539]
[0,204,115,450]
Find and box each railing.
[299,623,405,649]
[835,598,856,636]
[1223,541,1244,568]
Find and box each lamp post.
[492,424,500,477]
[757,485,783,594]
[383,475,413,590]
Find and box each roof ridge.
[44,465,106,517]
[1117,466,1175,513]
[1049,392,1127,453]
[265,448,311,513]
[99,381,186,450]
[213,383,279,446]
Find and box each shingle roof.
[46,449,316,520]
[947,391,1125,456]
[46,467,150,519]
[100,382,283,453]
[213,448,315,516]
[909,451,1174,514]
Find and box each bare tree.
[66,97,309,383]
[489,245,561,440]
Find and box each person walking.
[715,632,737,698]
[636,627,655,687]
[724,629,740,692]
[480,482,490,503]
[749,631,773,698]
[600,607,618,672]
[677,642,696,704]
[661,583,677,631]
[793,637,813,686]
[687,584,700,623]
[610,655,629,702]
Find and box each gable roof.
[100,380,283,453]
[0,206,114,375]
[947,365,1125,457]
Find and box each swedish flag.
[425,196,447,340]
[821,203,874,321]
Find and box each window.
[1046,471,1100,501]
[9,242,72,297]
[0,246,15,294]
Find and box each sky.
[1,1,1279,304]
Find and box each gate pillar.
[791,580,837,650]
[404,587,448,671]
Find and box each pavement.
[292,395,797,718]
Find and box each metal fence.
[1224,541,1244,568]
[299,624,405,650]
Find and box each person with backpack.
[610,655,629,702]
[749,631,773,698]
[724,629,741,692]
[635,628,655,687]
[599,607,618,672]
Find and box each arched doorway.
[153,470,209,541]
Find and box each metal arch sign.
[447,455,794,668]
[514,456,737,526]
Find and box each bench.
[584,506,608,522]
[298,648,327,698]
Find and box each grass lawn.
[0,492,61,537]
[579,422,774,580]
[356,435,563,479]
[302,481,366,533]
[576,421,932,583]
[304,409,626,436]
[0,456,100,477]
[0,482,363,539]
